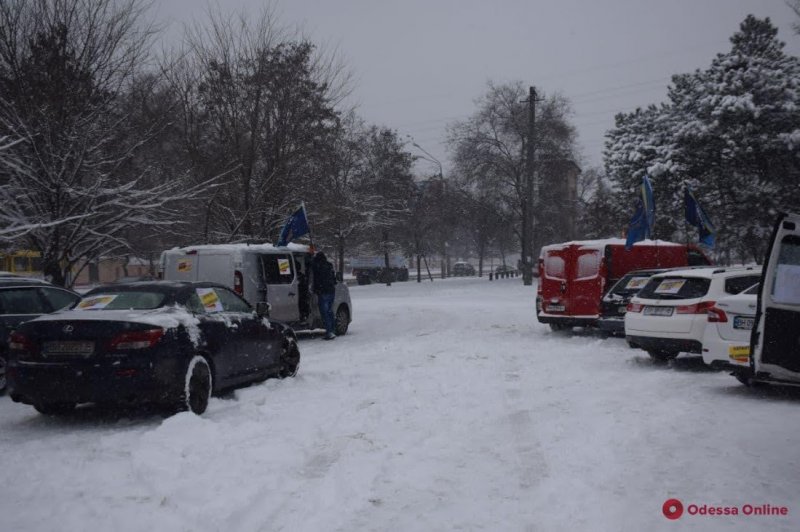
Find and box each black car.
[452,262,476,276]
[597,269,668,336]
[6,281,299,415]
[0,277,80,394]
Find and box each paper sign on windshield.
[278,258,291,275]
[196,288,223,313]
[654,279,686,295]
[625,277,649,290]
[76,295,118,311]
[177,259,193,273]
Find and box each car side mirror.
[256,301,270,318]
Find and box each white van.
[160,243,352,335]
[740,212,800,386]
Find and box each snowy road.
[1,277,799,531]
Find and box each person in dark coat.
[312,251,337,340]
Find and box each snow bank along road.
[1,277,799,532]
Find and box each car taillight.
[626,302,643,313]
[9,331,33,351]
[676,301,716,314]
[707,305,728,323]
[234,270,244,295]
[109,329,164,350]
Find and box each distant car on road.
[6,281,299,415]
[0,277,80,395]
[452,262,476,276]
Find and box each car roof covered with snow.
[539,238,684,255]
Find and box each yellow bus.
[0,250,44,277]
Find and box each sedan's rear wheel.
[647,349,679,362]
[279,338,300,378]
[34,402,76,416]
[335,306,350,336]
[0,354,7,395]
[179,356,212,415]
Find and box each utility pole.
[522,86,540,286]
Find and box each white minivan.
[160,243,352,335]
[740,212,800,386]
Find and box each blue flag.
[276,204,310,247]
[684,186,715,248]
[625,176,655,250]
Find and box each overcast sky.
[155,0,800,176]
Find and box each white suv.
[625,267,761,361]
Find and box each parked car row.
[624,266,761,362]
[1,242,355,416]
[539,211,800,390]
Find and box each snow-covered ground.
[2,277,799,531]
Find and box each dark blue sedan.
[7,281,300,415]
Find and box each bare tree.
[174,5,350,243]
[447,81,578,283]
[0,0,214,286]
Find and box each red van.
[536,238,712,331]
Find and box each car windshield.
[636,276,711,300]
[75,291,166,310]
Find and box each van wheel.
[34,402,76,415]
[279,337,300,378]
[178,356,212,415]
[647,349,679,362]
[335,306,350,336]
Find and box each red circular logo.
[663,498,684,520]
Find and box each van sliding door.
[259,254,299,323]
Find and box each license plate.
[733,316,754,330]
[42,341,95,357]
[547,304,565,312]
[644,306,674,316]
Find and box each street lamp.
[408,137,447,279]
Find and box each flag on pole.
[684,185,715,248]
[276,204,310,247]
[625,176,656,250]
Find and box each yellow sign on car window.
[76,295,118,311]
[196,288,223,313]
[655,279,686,295]
[278,258,291,275]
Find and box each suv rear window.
[637,276,711,300]
[724,275,761,295]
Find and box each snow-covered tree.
[603,16,800,262]
[0,0,210,286]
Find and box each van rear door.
[752,212,800,380]
[569,247,604,317]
